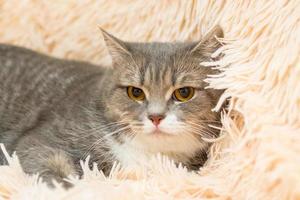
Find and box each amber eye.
[127,86,145,101]
[173,87,195,102]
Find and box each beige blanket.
[0,0,299,199]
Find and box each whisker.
[80,125,131,160]
[71,121,129,140]
[184,121,220,138]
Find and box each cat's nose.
[148,114,165,126]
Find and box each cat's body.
[0,44,112,182]
[0,26,224,187]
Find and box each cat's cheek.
[159,114,183,135]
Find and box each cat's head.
[101,26,224,156]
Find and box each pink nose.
[148,115,165,126]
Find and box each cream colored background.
[0,0,299,199]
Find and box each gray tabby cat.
[0,26,224,187]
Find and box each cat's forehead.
[128,42,193,61]
[119,42,211,90]
[129,42,185,54]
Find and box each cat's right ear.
[99,28,131,65]
[190,25,224,59]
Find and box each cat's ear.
[190,25,224,58]
[100,28,131,63]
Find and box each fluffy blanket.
[0,0,299,199]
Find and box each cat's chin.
[150,132,170,137]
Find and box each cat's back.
[0,44,104,85]
[0,44,105,132]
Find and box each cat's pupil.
[132,87,143,97]
[179,87,190,98]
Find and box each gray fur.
[0,26,224,187]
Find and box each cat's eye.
[173,87,195,102]
[127,86,145,101]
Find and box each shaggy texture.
[0,0,300,199]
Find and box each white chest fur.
[111,133,207,167]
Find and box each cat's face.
[101,27,224,157]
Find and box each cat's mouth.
[150,129,174,137]
[131,123,179,137]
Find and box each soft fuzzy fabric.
[0,0,300,199]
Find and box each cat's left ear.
[99,28,131,64]
[190,25,224,58]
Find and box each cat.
[0,25,224,187]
